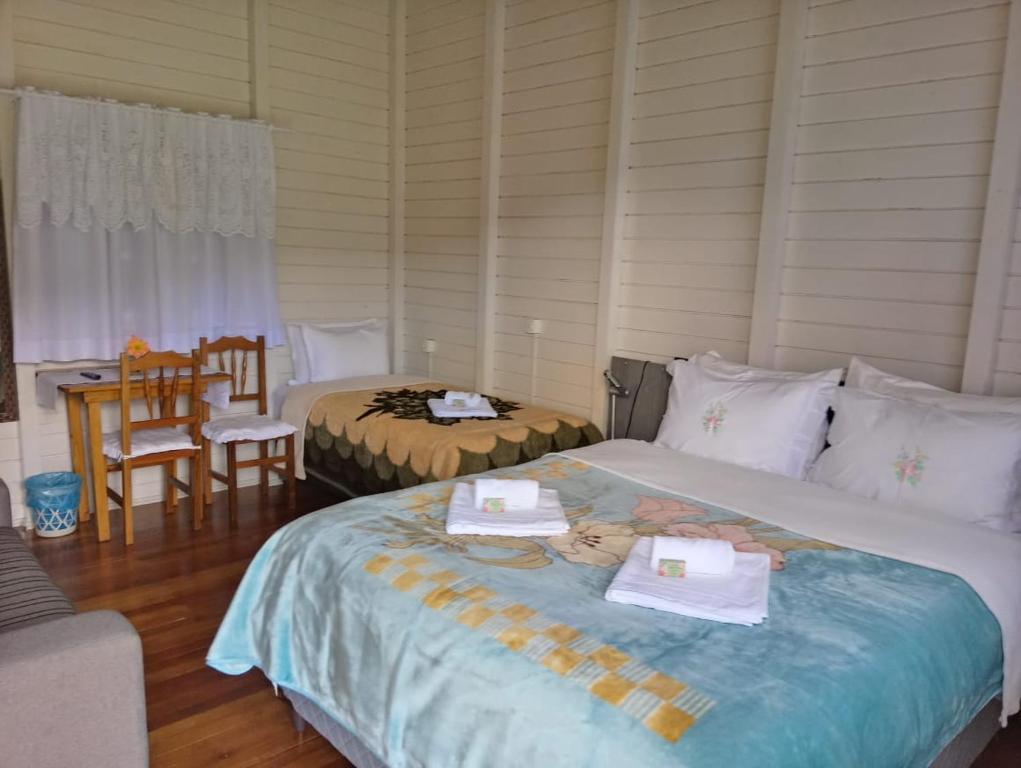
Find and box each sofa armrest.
[0,610,149,768]
[0,478,11,528]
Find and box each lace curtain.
[16,90,275,239]
[12,90,284,363]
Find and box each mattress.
[208,441,1021,768]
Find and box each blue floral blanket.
[208,450,1003,768]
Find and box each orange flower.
[125,336,150,359]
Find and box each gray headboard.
[607,356,673,442]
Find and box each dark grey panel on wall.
[607,357,672,442]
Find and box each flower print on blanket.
[632,495,707,523]
[548,520,637,567]
[363,457,839,573]
[893,447,928,488]
[701,402,727,434]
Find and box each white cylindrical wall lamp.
[422,338,437,379]
[525,319,544,402]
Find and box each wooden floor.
[27,483,353,767]
[24,482,1021,768]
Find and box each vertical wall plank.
[591,0,636,429]
[247,0,270,121]
[0,0,14,261]
[747,0,808,368]
[476,0,505,392]
[962,0,1021,394]
[390,0,406,373]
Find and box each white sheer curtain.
[12,89,284,363]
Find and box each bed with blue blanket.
[207,440,1020,768]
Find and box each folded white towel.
[428,397,498,419]
[650,536,735,576]
[444,390,482,408]
[446,481,568,537]
[606,537,770,626]
[473,478,540,511]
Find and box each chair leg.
[191,449,204,530]
[203,436,214,506]
[122,462,134,547]
[285,434,296,512]
[259,440,270,498]
[164,459,178,515]
[226,442,239,526]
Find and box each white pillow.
[654,358,840,479]
[810,387,1021,531]
[690,351,843,470]
[846,357,1021,415]
[300,320,390,382]
[286,320,385,384]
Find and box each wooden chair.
[100,350,206,546]
[198,335,297,524]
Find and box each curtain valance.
[15,90,276,240]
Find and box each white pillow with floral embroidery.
[654,359,838,479]
[810,387,1021,532]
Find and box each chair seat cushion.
[102,428,198,461]
[0,528,75,633]
[202,414,297,444]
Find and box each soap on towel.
[473,478,540,511]
[650,536,735,576]
[444,390,482,407]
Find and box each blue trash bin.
[25,472,82,537]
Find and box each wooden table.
[58,369,231,542]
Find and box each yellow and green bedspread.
[303,383,602,494]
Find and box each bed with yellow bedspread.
[288,379,602,496]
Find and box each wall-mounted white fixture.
[422,338,437,378]
[525,319,544,402]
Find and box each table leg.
[87,401,111,542]
[66,395,91,522]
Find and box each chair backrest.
[119,350,204,459]
[198,335,268,415]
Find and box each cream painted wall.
[0,0,391,525]
[2,0,1020,524]
[397,0,1021,424]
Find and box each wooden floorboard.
[27,482,351,768]
[23,481,1021,767]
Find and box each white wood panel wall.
[401,0,485,386]
[619,0,780,365]
[776,0,1010,390]
[397,0,1021,426]
[490,0,615,416]
[996,192,1021,393]
[0,0,391,524]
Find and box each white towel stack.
[428,392,498,418]
[606,537,770,626]
[446,480,568,537]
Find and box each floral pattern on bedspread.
[363,458,836,571]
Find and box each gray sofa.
[0,481,149,767]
